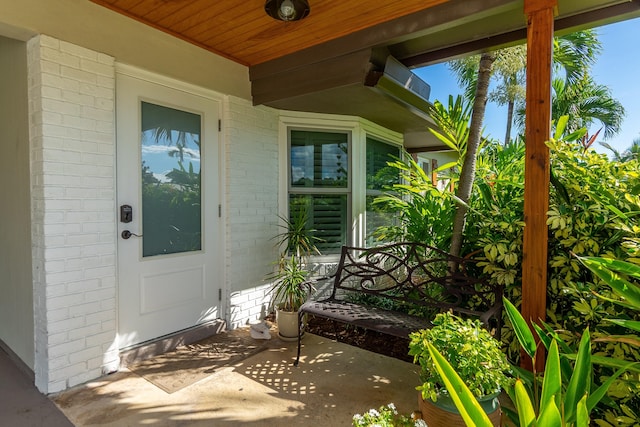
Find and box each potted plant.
[408,311,512,427]
[269,255,310,340]
[268,206,321,340]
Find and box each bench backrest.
[327,242,503,333]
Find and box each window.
[140,101,202,257]
[289,130,350,254]
[365,137,401,245]
[285,120,402,256]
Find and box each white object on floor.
[249,321,272,340]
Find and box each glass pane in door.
[140,101,202,257]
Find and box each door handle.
[121,230,142,239]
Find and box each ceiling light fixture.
[265,0,310,22]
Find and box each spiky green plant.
[268,256,309,312]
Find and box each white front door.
[116,69,223,349]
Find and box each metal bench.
[295,242,503,365]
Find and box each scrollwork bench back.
[294,242,503,366]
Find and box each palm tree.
[445,30,603,257]
[625,138,640,161]
[552,30,602,85]
[487,45,526,145]
[601,137,640,162]
[450,30,601,146]
[449,52,496,258]
[512,31,625,141]
[550,75,625,139]
[450,46,526,146]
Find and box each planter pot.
[276,309,303,341]
[418,392,501,427]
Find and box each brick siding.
[27,35,117,393]
[223,98,280,328]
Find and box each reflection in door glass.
[141,101,202,257]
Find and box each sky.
[413,17,640,156]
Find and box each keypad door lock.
[120,205,133,223]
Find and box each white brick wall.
[27,35,117,394]
[223,97,280,328]
[25,34,289,391]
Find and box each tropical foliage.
[374,118,640,423]
[574,250,640,426]
[450,29,607,146]
[372,95,468,248]
[425,297,630,426]
[408,312,512,403]
[372,154,454,248]
[371,24,637,424]
[472,125,640,424]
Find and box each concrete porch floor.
[0,344,74,427]
[4,332,421,426]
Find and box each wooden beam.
[522,0,556,371]
[251,49,372,105]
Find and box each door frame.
[115,63,226,348]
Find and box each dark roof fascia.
[402,0,640,67]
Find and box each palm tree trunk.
[449,52,496,258]
[505,99,514,146]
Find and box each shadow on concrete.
[51,331,421,426]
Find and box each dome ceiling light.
[265,0,310,22]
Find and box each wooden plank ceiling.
[90,0,448,67]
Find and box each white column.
[27,34,118,393]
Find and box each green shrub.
[372,154,455,249]
[408,312,512,402]
[466,138,640,424]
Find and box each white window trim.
[278,111,403,260]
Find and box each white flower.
[414,419,428,427]
[386,403,398,414]
[368,409,380,417]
